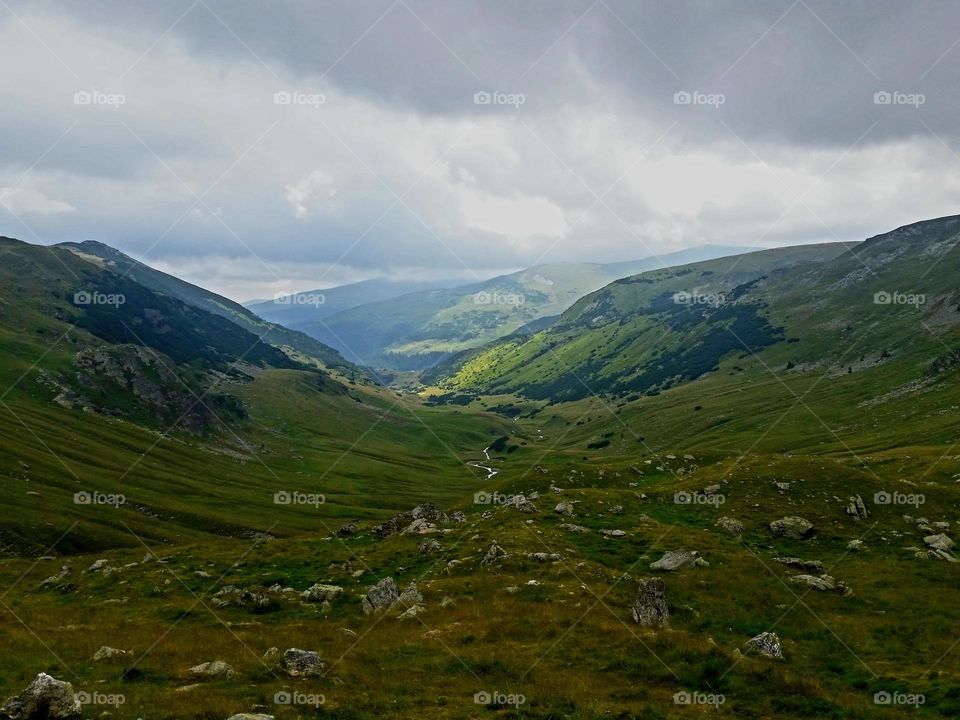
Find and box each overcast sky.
[1,0,959,301]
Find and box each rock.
[481,541,507,567]
[601,529,626,538]
[0,673,81,719]
[715,516,744,535]
[744,632,783,660]
[554,500,575,516]
[362,577,400,614]
[788,574,851,595]
[226,715,274,720]
[846,539,865,552]
[86,559,109,573]
[772,557,824,574]
[769,516,815,540]
[609,505,624,514]
[559,523,588,533]
[398,581,423,605]
[775,482,791,491]
[845,494,869,521]
[650,550,708,572]
[281,648,324,677]
[39,566,72,588]
[262,647,281,664]
[371,503,449,538]
[92,646,128,661]
[924,533,955,552]
[188,661,235,679]
[702,484,722,495]
[335,520,359,536]
[631,577,669,627]
[419,539,442,554]
[527,552,561,562]
[302,583,343,603]
[401,518,438,535]
[397,604,424,620]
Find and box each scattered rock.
[362,577,399,614]
[281,648,324,677]
[769,516,815,540]
[419,539,442,554]
[715,516,744,535]
[372,503,450,538]
[846,539,865,552]
[650,550,708,572]
[397,605,424,620]
[0,673,81,719]
[554,500,575,516]
[398,581,423,605]
[845,495,869,521]
[601,529,626,538]
[302,584,343,603]
[924,533,955,552]
[335,520,359,537]
[481,541,507,567]
[744,632,783,660]
[772,557,824,574]
[188,661,235,680]
[92,646,128,662]
[631,577,669,627]
[226,715,274,720]
[559,523,588,533]
[788,574,851,595]
[527,552,561,562]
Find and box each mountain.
[57,240,359,375]
[430,216,960,411]
[291,245,749,371]
[245,277,465,327]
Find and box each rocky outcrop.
[481,541,507,567]
[650,550,708,572]
[744,632,783,659]
[845,495,869,521]
[0,673,81,719]
[188,661,235,679]
[281,648,324,677]
[769,517,815,540]
[772,557,823,574]
[371,504,450,538]
[302,584,343,603]
[361,577,399,614]
[788,574,851,595]
[631,577,669,627]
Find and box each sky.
[1,0,959,302]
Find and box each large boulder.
[1,673,81,719]
[769,516,815,540]
[631,577,669,627]
[281,648,324,677]
[362,577,400,614]
[744,632,783,659]
[650,549,708,572]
